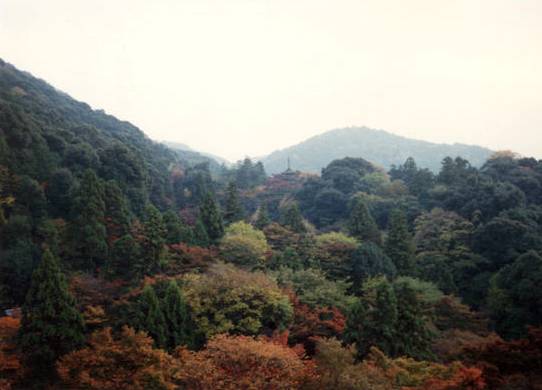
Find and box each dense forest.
[1,59,542,389]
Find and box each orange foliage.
[57,326,179,390]
[288,292,346,355]
[464,326,542,389]
[0,316,21,389]
[166,243,216,274]
[174,334,317,389]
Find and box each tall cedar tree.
[109,234,140,278]
[71,169,107,270]
[223,181,244,225]
[138,285,167,348]
[394,280,434,359]
[163,210,184,245]
[385,208,415,275]
[350,242,396,295]
[193,218,210,247]
[348,196,381,245]
[199,192,224,242]
[140,205,167,275]
[255,202,270,229]
[345,277,398,359]
[281,204,306,233]
[19,249,85,376]
[162,280,196,350]
[103,180,130,243]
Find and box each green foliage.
[70,169,108,270]
[103,180,130,241]
[219,221,269,269]
[350,242,396,294]
[199,192,224,242]
[274,267,354,312]
[139,204,167,275]
[19,249,85,376]
[254,202,271,230]
[108,234,140,278]
[280,203,307,233]
[345,276,435,360]
[192,217,210,247]
[488,251,542,339]
[137,285,167,348]
[385,208,416,275]
[348,195,381,245]
[314,232,358,280]
[163,210,193,245]
[222,181,244,225]
[181,263,293,339]
[162,280,197,350]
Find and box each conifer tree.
[103,180,130,242]
[193,218,210,247]
[280,203,306,233]
[140,204,167,275]
[255,202,270,230]
[199,192,224,242]
[385,208,415,275]
[109,233,140,278]
[223,181,244,225]
[71,169,107,270]
[19,249,85,376]
[350,242,396,294]
[348,196,381,245]
[162,280,196,350]
[138,284,167,348]
[163,210,184,244]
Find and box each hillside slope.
[261,127,493,174]
[0,59,177,211]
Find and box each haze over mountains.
[259,127,494,175]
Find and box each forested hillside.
[261,127,493,174]
[1,61,542,389]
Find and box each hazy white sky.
[1,0,541,161]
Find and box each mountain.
[260,127,494,175]
[161,141,230,171]
[0,58,177,211]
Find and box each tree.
[162,280,196,350]
[19,249,85,377]
[103,180,130,243]
[223,181,244,225]
[174,334,315,389]
[219,221,269,269]
[199,192,224,242]
[349,242,396,295]
[348,196,381,244]
[57,326,180,390]
[108,234,140,278]
[385,208,415,275]
[139,204,167,275]
[192,218,210,247]
[345,277,398,358]
[70,169,107,270]
[280,203,306,233]
[254,202,270,230]
[163,210,189,245]
[137,285,167,348]
[488,251,542,339]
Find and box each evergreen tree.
[137,284,167,348]
[103,180,130,242]
[255,202,270,230]
[109,234,140,278]
[345,277,398,359]
[385,208,415,275]
[280,203,306,233]
[19,249,85,377]
[71,169,107,270]
[199,192,224,242]
[163,210,184,244]
[162,280,196,350]
[193,218,210,247]
[140,205,167,275]
[394,279,434,359]
[223,181,244,225]
[350,242,396,295]
[348,196,381,244]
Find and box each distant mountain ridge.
[162,141,230,166]
[260,127,494,174]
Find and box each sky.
[1,0,541,162]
